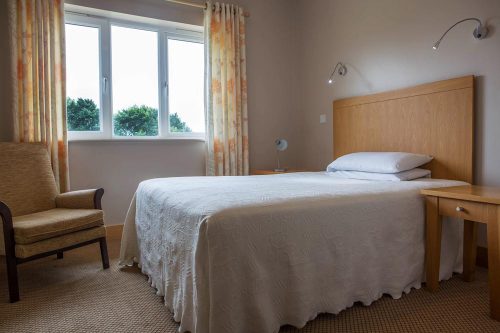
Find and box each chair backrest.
[0,143,59,217]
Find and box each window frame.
[65,11,205,141]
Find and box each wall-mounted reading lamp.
[327,62,347,84]
[433,17,488,50]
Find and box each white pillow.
[326,152,433,174]
[329,168,431,181]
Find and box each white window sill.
[68,136,205,143]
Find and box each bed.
[119,76,475,333]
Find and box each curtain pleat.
[8,0,69,192]
[205,1,249,176]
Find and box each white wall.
[64,0,301,225]
[296,0,500,246]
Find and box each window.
[111,26,159,137]
[168,39,205,133]
[65,12,204,140]
[66,23,101,132]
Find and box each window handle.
[103,77,108,94]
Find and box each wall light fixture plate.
[473,25,488,39]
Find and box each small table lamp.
[274,139,288,172]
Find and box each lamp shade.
[275,139,288,151]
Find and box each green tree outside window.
[113,105,159,136]
[66,99,193,135]
[66,97,100,131]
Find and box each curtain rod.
[164,0,250,17]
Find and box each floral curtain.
[7,0,69,192]
[205,1,249,176]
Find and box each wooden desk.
[421,185,500,321]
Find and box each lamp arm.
[328,63,342,82]
[434,18,485,47]
[328,62,347,83]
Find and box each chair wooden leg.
[99,237,110,269]
[2,202,19,302]
[56,252,63,259]
[6,253,19,303]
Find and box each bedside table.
[421,185,500,321]
[250,169,309,175]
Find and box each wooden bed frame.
[333,76,474,183]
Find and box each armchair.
[0,143,109,303]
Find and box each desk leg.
[463,219,478,282]
[487,205,500,321]
[426,196,442,292]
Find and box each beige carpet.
[1,239,500,333]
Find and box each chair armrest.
[55,188,104,210]
[0,201,13,230]
[0,201,15,255]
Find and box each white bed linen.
[120,172,466,333]
[329,168,431,181]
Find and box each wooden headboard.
[333,76,474,183]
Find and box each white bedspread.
[119,172,466,333]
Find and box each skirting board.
[105,224,123,241]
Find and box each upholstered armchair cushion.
[13,208,104,244]
[15,226,106,259]
[0,143,58,216]
[56,189,101,209]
